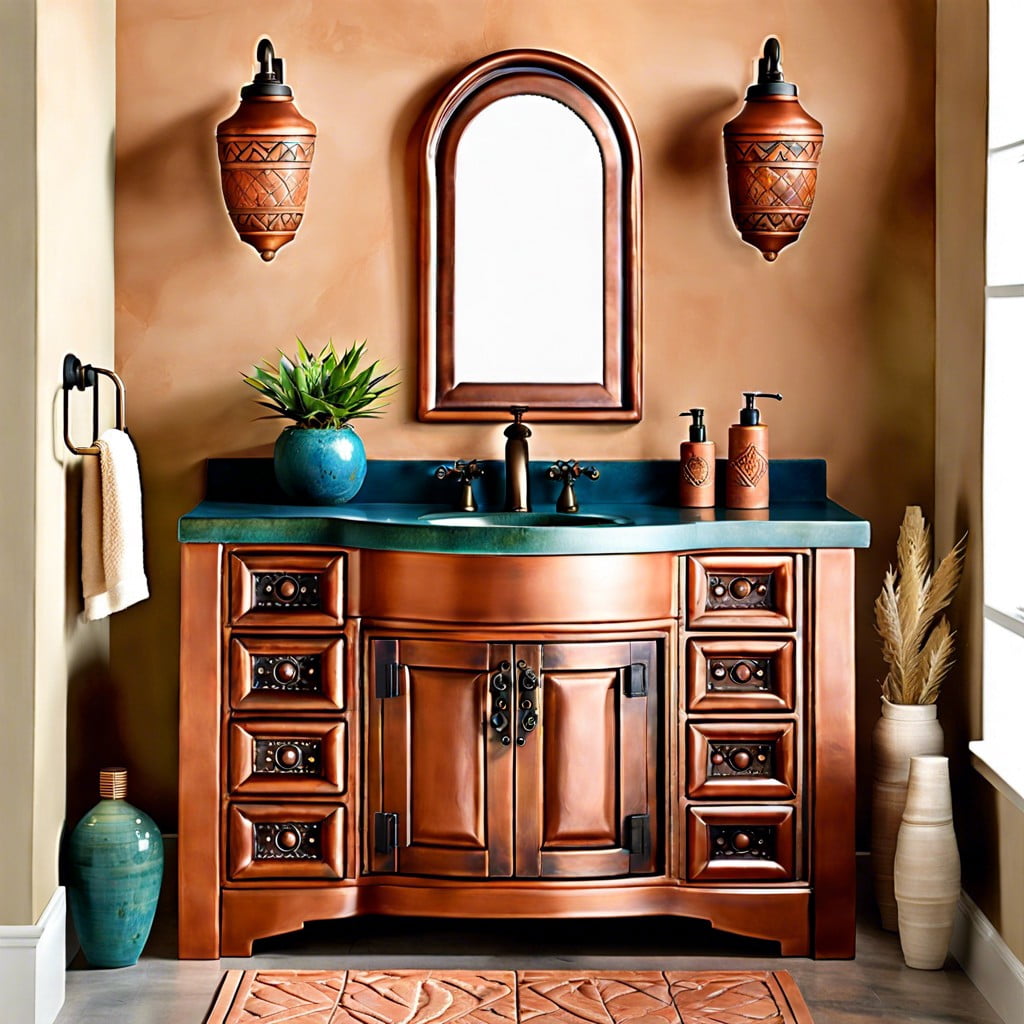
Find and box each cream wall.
[113,0,937,840]
[0,0,114,926]
[0,0,42,926]
[936,0,1024,963]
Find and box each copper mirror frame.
[417,49,643,422]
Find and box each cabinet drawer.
[229,635,345,712]
[685,554,795,629]
[686,721,796,800]
[227,803,346,881]
[686,805,795,881]
[228,550,344,628]
[229,720,346,796]
[686,638,796,712]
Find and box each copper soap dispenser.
[726,392,782,509]
[723,38,823,261]
[678,408,716,508]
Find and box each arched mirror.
[418,50,642,421]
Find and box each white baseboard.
[0,887,66,1024]
[951,889,1024,1024]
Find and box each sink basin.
[419,511,633,528]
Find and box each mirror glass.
[453,95,604,385]
[418,51,642,421]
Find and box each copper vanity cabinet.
[365,637,659,880]
[179,543,856,961]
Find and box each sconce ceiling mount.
[216,38,317,261]
[723,38,823,262]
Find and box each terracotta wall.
[110,0,937,837]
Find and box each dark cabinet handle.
[489,663,513,745]
[516,659,541,745]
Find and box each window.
[974,0,1024,808]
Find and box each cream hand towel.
[82,428,149,621]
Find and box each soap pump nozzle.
[679,408,708,443]
[740,391,782,426]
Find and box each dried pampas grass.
[875,506,966,704]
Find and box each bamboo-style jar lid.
[99,768,127,800]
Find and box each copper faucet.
[503,406,532,512]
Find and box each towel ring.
[62,353,127,456]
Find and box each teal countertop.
[179,459,870,555]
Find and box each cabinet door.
[515,641,658,878]
[369,637,514,878]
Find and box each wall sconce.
[723,38,823,261]
[216,38,317,261]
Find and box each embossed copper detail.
[518,971,678,1024]
[723,39,823,261]
[337,970,516,1024]
[216,40,317,261]
[252,653,322,693]
[207,970,814,1024]
[730,444,769,488]
[253,821,320,860]
[709,743,774,778]
[707,657,770,691]
[254,738,322,775]
[252,572,321,610]
[706,573,772,612]
[682,454,710,488]
[711,825,775,859]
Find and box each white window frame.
[970,0,1024,812]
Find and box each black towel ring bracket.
[62,353,127,456]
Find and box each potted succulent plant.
[870,505,966,935]
[243,339,398,504]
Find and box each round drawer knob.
[731,662,753,683]
[732,831,752,851]
[712,584,727,597]
[712,664,727,680]
[711,752,725,765]
[275,827,301,852]
[275,744,301,769]
[274,659,298,684]
[730,577,752,599]
[730,749,752,770]
[275,577,298,601]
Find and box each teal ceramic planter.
[67,769,163,968]
[274,425,367,504]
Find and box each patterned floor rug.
[205,968,814,1023]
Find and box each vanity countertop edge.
[179,458,870,553]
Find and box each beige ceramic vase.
[871,697,944,930]
[894,756,960,969]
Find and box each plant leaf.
[917,616,956,704]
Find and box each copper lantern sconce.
[216,38,317,261]
[723,38,823,261]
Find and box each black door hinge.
[624,662,647,698]
[376,662,403,699]
[374,811,399,853]
[625,813,650,858]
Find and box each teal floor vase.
[67,768,164,968]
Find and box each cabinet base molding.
[218,883,811,958]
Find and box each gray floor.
[59,861,1001,1024]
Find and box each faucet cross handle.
[435,459,484,512]
[547,460,600,514]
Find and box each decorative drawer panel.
[685,554,796,629]
[228,803,346,881]
[228,550,344,628]
[229,635,345,712]
[686,805,795,882]
[686,721,796,800]
[229,720,346,796]
[686,638,796,712]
